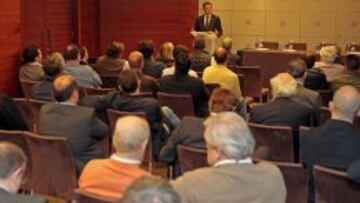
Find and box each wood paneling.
[0,0,22,96]
[99,0,198,57]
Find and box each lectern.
[191,31,218,54]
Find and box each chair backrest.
[100,75,118,88]
[25,133,77,200]
[28,99,50,133]
[298,126,310,163]
[74,189,120,203]
[0,130,33,191]
[249,123,294,162]
[177,145,208,174]
[314,165,360,203]
[157,92,195,118]
[289,42,307,51]
[106,109,152,172]
[317,89,333,107]
[84,87,116,96]
[232,66,262,97]
[20,80,39,99]
[261,41,279,50]
[275,162,307,203]
[13,98,35,132]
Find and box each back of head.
[64,44,80,61]
[331,86,360,119]
[138,40,155,59]
[194,37,206,50]
[0,142,26,191]
[122,176,181,203]
[213,47,228,65]
[53,74,78,102]
[106,41,125,59]
[209,88,238,113]
[175,51,191,75]
[287,59,307,79]
[21,44,40,64]
[204,112,255,160]
[345,54,360,72]
[129,51,144,70]
[118,69,139,93]
[320,46,337,63]
[301,54,317,69]
[43,52,65,79]
[173,44,189,58]
[113,116,150,154]
[222,37,233,51]
[270,73,297,97]
[159,42,174,61]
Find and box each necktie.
[206,15,210,27]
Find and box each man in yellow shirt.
[202,47,242,99]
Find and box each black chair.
[177,145,207,174]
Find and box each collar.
[59,101,76,106]
[66,60,80,66]
[111,154,141,165]
[0,186,11,193]
[214,157,253,167]
[27,61,42,66]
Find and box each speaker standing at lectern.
[194,1,223,37]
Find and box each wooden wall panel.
[0,0,22,96]
[99,0,198,57]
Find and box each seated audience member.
[0,142,47,203]
[161,45,198,78]
[301,85,360,203]
[203,47,242,99]
[138,40,166,79]
[38,75,109,174]
[314,46,345,82]
[19,44,44,82]
[32,52,64,101]
[159,88,246,175]
[63,44,102,88]
[171,112,286,203]
[190,36,211,72]
[157,42,175,68]
[302,54,329,90]
[159,50,208,117]
[0,94,28,131]
[222,37,242,66]
[95,69,163,158]
[287,59,322,122]
[331,54,360,92]
[95,41,129,75]
[122,176,181,203]
[250,73,312,159]
[347,159,360,184]
[79,116,150,199]
[129,51,160,95]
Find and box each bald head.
[331,86,360,121]
[53,74,79,102]
[213,47,228,64]
[129,51,144,70]
[222,37,233,51]
[113,116,150,155]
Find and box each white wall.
[198,0,360,51]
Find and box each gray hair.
[0,142,26,179]
[204,112,255,159]
[222,37,233,51]
[113,116,150,153]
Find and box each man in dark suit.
[190,36,211,72]
[38,75,109,174]
[95,41,129,75]
[222,37,242,66]
[301,86,360,203]
[0,94,28,131]
[194,1,223,37]
[159,47,209,117]
[0,142,47,203]
[95,69,164,159]
[138,40,165,79]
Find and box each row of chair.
[177,145,360,203]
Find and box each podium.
[191,31,218,54]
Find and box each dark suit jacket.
[301,119,360,203]
[194,14,223,37]
[227,53,242,66]
[304,68,329,90]
[32,79,55,101]
[0,94,28,131]
[0,188,47,203]
[95,55,127,75]
[348,159,360,184]
[140,74,160,95]
[190,50,211,72]
[294,84,322,125]
[38,103,109,173]
[143,58,166,79]
[159,74,209,117]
